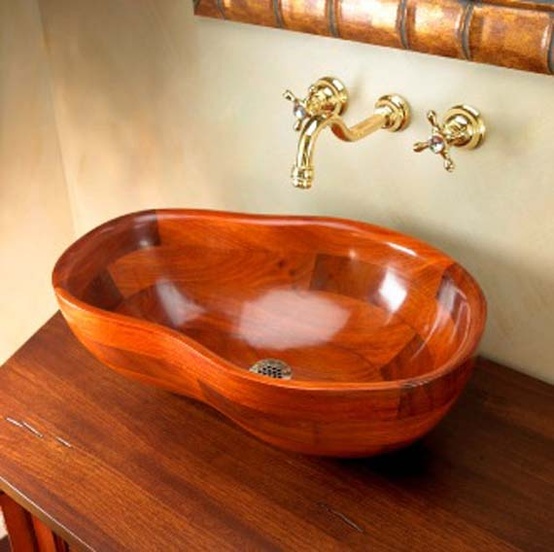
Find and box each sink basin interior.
[56,210,485,385]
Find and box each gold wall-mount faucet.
[283,76,411,189]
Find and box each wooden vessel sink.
[53,210,486,457]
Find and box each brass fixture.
[284,77,411,189]
[413,105,486,172]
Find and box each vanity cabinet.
[0,314,552,551]
[0,492,68,551]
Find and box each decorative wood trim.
[194,0,554,75]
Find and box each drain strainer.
[249,359,292,380]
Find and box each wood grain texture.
[52,209,486,457]
[195,0,554,74]
[0,316,553,550]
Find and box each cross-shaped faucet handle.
[283,77,349,131]
[413,106,486,173]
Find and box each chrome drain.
[249,359,292,380]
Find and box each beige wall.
[0,0,74,365]
[1,0,553,383]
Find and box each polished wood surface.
[52,209,486,457]
[0,315,553,550]
[195,0,554,75]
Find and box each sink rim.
[53,208,487,392]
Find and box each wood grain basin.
[53,209,487,457]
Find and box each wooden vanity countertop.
[0,314,553,551]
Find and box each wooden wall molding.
[194,0,554,75]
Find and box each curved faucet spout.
[285,77,411,190]
[292,111,390,189]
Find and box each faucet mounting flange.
[375,94,411,132]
